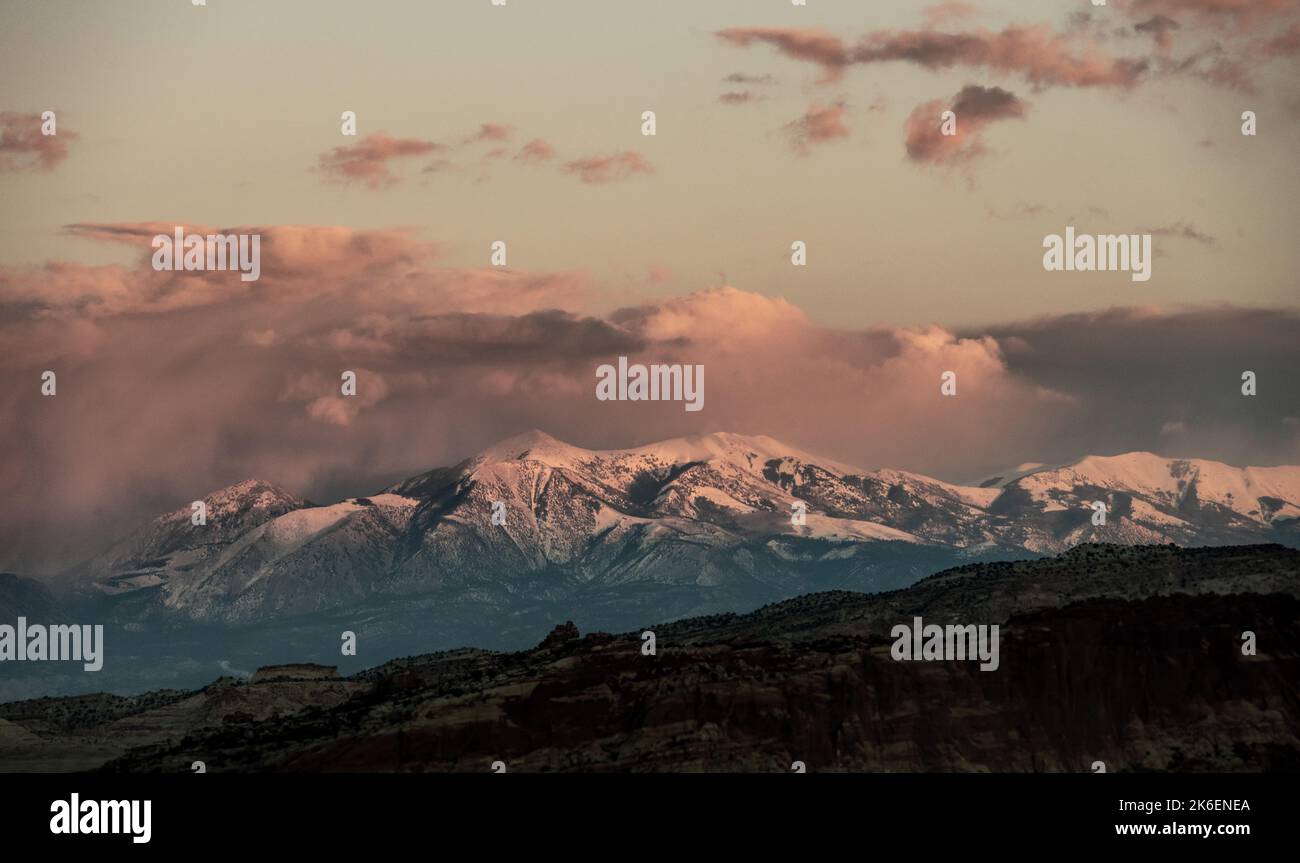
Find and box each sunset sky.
[2,0,1298,573]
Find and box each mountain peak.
[981,452,1215,489]
[197,478,306,515]
[474,429,587,466]
[210,477,297,499]
[470,429,863,476]
[622,431,865,476]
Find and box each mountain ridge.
[53,430,1300,629]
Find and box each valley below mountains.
[2,543,1297,773]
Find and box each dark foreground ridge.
[2,543,1297,773]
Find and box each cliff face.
[250,664,339,683]
[3,544,1297,773]
[268,593,1297,773]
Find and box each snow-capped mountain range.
[70,430,1300,625]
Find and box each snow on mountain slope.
[74,480,309,594]
[1013,452,1300,527]
[72,431,1300,624]
[477,429,863,477]
[472,429,595,469]
[159,494,420,620]
[797,513,919,543]
[618,431,866,477]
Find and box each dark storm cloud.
[969,306,1300,471]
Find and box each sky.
[1,0,1298,574]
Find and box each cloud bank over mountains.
[2,222,1296,574]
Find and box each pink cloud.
[1263,21,1300,55]
[904,85,1027,166]
[0,111,77,172]
[5,223,589,326]
[317,132,442,188]
[722,72,778,85]
[716,28,849,81]
[562,151,655,184]
[515,138,556,163]
[1126,0,1300,30]
[1197,56,1254,90]
[1134,15,1181,50]
[784,101,849,155]
[1136,221,1218,245]
[284,370,391,427]
[0,223,446,318]
[466,122,513,143]
[718,24,1148,90]
[853,25,1148,89]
